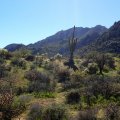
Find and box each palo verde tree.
[67,26,78,70]
[87,52,115,74]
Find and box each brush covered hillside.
[5,25,107,56]
[0,38,120,120]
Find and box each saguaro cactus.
[68,26,77,66]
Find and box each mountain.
[81,21,120,54]
[95,21,120,53]
[27,25,107,56]
[4,25,107,56]
[5,44,25,52]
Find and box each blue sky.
[0,0,120,48]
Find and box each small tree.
[66,90,80,104]
[87,52,115,74]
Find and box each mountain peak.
[110,21,120,31]
[4,25,107,56]
[5,43,25,52]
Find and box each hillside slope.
[96,21,120,53]
[81,21,120,54]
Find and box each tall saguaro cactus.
[69,26,77,66]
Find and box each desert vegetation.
[0,45,120,120]
[0,26,120,120]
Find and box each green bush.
[27,103,42,120]
[0,64,8,78]
[16,87,27,95]
[13,94,32,112]
[88,63,98,74]
[11,58,26,69]
[66,90,80,104]
[0,92,26,120]
[78,109,97,120]
[0,58,5,64]
[25,70,56,93]
[57,68,70,83]
[103,66,109,73]
[43,104,69,120]
[28,104,69,120]
[70,71,83,82]
[25,55,35,61]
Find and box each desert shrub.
[5,64,12,71]
[78,109,97,120]
[66,90,80,104]
[28,81,55,93]
[105,103,120,120]
[25,55,35,61]
[107,56,116,69]
[43,61,55,71]
[16,87,27,95]
[0,92,14,120]
[0,58,5,64]
[52,60,72,82]
[25,70,56,92]
[43,60,65,72]
[0,49,12,59]
[81,59,90,67]
[0,92,26,120]
[86,52,114,74]
[103,66,109,73]
[4,52,12,60]
[70,71,83,82]
[42,60,50,69]
[54,53,62,61]
[12,96,28,112]
[11,58,20,66]
[43,104,69,120]
[0,65,8,78]
[28,104,69,120]
[93,79,114,99]
[30,63,36,70]
[117,70,120,75]
[88,63,98,74]
[34,56,44,67]
[62,71,84,91]
[11,58,26,69]
[62,81,81,91]
[17,94,32,106]
[90,77,112,99]
[0,63,11,78]
[79,75,120,107]
[27,103,43,120]
[12,95,32,119]
[57,68,71,82]
[12,48,30,58]
[87,76,120,100]
[25,69,45,81]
